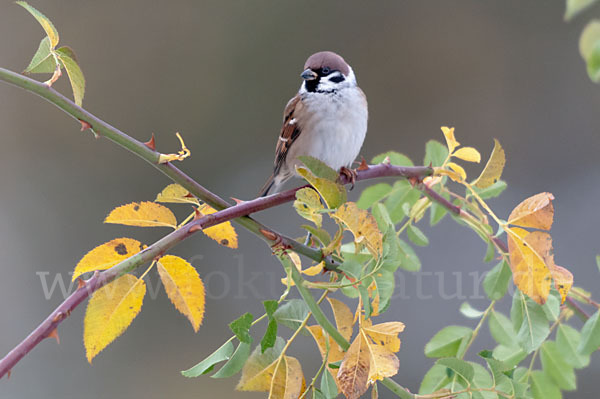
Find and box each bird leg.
[339,166,357,190]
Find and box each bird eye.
[321,67,330,74]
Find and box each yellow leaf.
[17,1,60,48]
[155,184,199,205]
[307,325,346,366]
[270,356,305,399]
[84,274,146,362]
[337,334,371,399]
[280,252,302,286]
[105,201,177,228]
[360,330,399,383]
[332,202,383,257]
[507,192,554,230]
[72,238,144,281]
[441,126,460,153]
[297,166,347,209]
[157,255,205,332]
[452,147,481,163]
[472,139,506,188]
[294,187,324,228]
[327,298,355,342]
[362,322,405,353]
[446,162,467,181]
[506,227,552,304]
[198,204,238,248]
[548,261,573,304]
[303,261,324,276]
[435,168,463,182]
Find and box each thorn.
[189,224,202,233]
[77,277,86,290]
[144,133,156,151]
[260,228,278,242]
[66,309,72,317]
[231,197,245,205]
[357,157,369,171]
[52,312,64,323]
[383,156,391,165]
[408,176,419,187]
[193,207,202,219]
[79,120,92,131]
[47,328,60,344]
[184,192,195,198]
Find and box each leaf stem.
[459,301,495,359]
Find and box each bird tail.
[259,174,276,197]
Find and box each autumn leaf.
[506,228,553,304]
[156,184,199,205]
[55,46,85,106]
[105,201,177,228]
[332,202,383,258]
[157,255,205,332]
[337,333,370,399]
[446,162,467,181]
[84,274,146,362]
[17,1,59,47]
[362,322,405,353]
[294,187,324,228]
[307,325,346,366]
[327,298,355,342]
[507,192,554,230]
[72,238,144,281]
[472,139,505,188]
[197,204,238,248]
[452,147,481,163]
[297,166,347,209]
[361,330,399,383]
[441,126,460,153]
[303,261,324,276]
[548,261,574,304]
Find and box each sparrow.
[259,51,368,196]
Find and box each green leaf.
[298,156,339,181]
[424,139,449,167]
[556,324,590,368]
[488,311,518,347]
[301,225,331,246]
[540,341,576,391]
[406,225,429,246]
[429,191,449,226]
[510,291,524,331]
[371,151,414,166]
[384,181,419,224]
[371,202,394,233]
[260,300,278,353]
[211,341,252,378]
[359,283,372,319]
[515,297,550,353]
[297,167,346,209]
[483,261,511,300]
[181,341,234,377]
[55,47,85,106]
[459,302,484,318]
[530,370,562,399]
[580,20,600,82]
[419,364,451,394]
[23,36,57,74]
[320,366,338,399]
[492,345,527,368]
[542,291,560,322]
[578,310,600,355]
[473,180,507,200]
[229,312,253,344]
[483,241,495,263]
[460,362,496,399]
[16,1,60,47]
[437,358,474,384]
[424,326,472,358]
[565,0,599,21]
[273,299,309,332]
[357,183,392,210]
[373,270,394,314]
[397,238,421,271]
[478,350,512,383]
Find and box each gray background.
[1,1,599,398]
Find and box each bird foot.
[339,166,357,190]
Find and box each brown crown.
[304,51,350,76]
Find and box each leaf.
[105,201,177,228]
[384,181,420,224]
[337,334,370,399]
[155,183,199,204]
[212,341,252,378]
[549,264,573,304]
[307,325,346,372]
[397,239,421,271]
[424,326,472,358]
[453,147,481,163]
[24,36,57,74]
[55,46,85,106]
[492,345,527,368]
[441,126,460,153]
[406,225,429,246]
[274,299,309,332]
[556,324,590,369]
[507,192,554,230]
[302,225,331,246]
[419,364,451,394]
[578,310,600,355]
[472,139,506,189]
[506,228,552,304]
[446,162,467,181]
[483,261,511,301]
[362,322,405,353]
[514,295,550,353]
[332,202,383,257]
[72,238,144,281]
[297,167,347,209]
[83,274,146,362]
[579,20,600,81]
[565,0,599,21]
[371,151,413,166]
[157,255,205,332]
[488,311,518,347]
[424,139,449,167]
[181,341,234,377]
[436,358,474,383]
[539,341,576,390]
[303,261,324,276]
[320,366,338,399]
[361,330,400,383]
[294,188,324,227]
[298,155,339,181]
[196,204,239,248]
[261,300,279,353]
[473,180,507,200]
[459,302,484,318]
[327,298,354,342]
[530,370,561,399]
[230,313,254,344]
[17,1,60,47]
[372,271,394,314]
[357,183,392,210]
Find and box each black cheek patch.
[329,75,345,83]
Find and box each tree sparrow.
[259,51,368,196]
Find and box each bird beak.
[301,69,318,81]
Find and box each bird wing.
[273,94,303,175]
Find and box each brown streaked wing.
[273,95,303,174]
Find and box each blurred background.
[1,1,599,398]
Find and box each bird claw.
[339,166,357,190]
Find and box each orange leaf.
[337,334,370,399]
[72,238,144,281]
[549,262,573,304]
[198,204,238,248]
[332,202,383,257]
[508,192,554,230]
[157,255,205,332]
[105,201,177,228]
[360,330,399,383]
